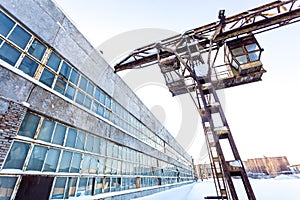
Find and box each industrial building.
[0,1,194,199]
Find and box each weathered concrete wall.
[0,0,192,163]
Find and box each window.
[103,177,110,193]
[8,25,31,49]
[89,156,98,174]
[75,131,86,150]
[81,154,90,174]
[76,178,88,197]
[86,178,94,195]
[85,135,94,152]
[51,177,67,199]
[65,84,76,100]
[40,68,55,87]
[95,177,103,194]
[37,119,55,142]
[59,61,71,79]
[92,137,100,154]
[54,77,67,94]
[83,96,92,109]
[3,141,30,169]
[98,157,105,174]
[75,90,85,105]
[70,152,81,173]
[0,176,18,200]
[65,128,77,148]
[65,177,77,198]
[0,42,21,66]
[0,11,15,36]
[52,124,66,145]
[27,145,47,171]
[28,39,46,60]
[47,52,61,71]
[79,76,87,91]
[69,69,79,85]
[94,88,101,102]
[18,56,39,77]
[43,148,60,172]
[59,150,72,172]
[18,112,40,138]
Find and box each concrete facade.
[0,1,194,199]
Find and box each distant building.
[194,164,213,180]
[0,1,194,199]
[245,156,290,176]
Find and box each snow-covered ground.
[134,175,300,200]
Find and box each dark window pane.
[0,11,15,36]
[85,135,94,152]
[75,131,86,150]
[69,69,79,85]
[76,178,88,197]
[3,142,30,169]
[27,145,47,171]
[66,177,77,198]
[47,52,60,71]
[83,96,92,109]
[81,155,90,174]
[95,177,103,194]
[52,124,66,145]
[52,177,67,199]
[79,76,87,91]
[43,148,60,172]
[0,176,17,200]
[86,82,94,96]
[18,112,40,138]
[65,84,75,100]
[0,42,21,66]
[59,151,72,172]
[86,178,93,195]
[65,128,77,148]
[18,56,38,77]
[38,119,55,142]
[28,39,46,60]
[40,68,54,87]
[75,91,85,105]
[8,25,31,49]
[54,77,67,94]
[59,62,71,79]
[70,153,81,173]
[94,88,101,101]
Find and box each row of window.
[0,9,168,154]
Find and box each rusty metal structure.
[114,1,300,199]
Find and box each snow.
[134,176,300,200]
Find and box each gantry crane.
[114,1,300,199]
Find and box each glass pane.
[103,177,110,193]
[69,69,79,85]
[236,55,248,64]
[92,101,99,113]
[75,91,85,105]
[97,105,104,117]
[65,84,76,100]
[66,177,77,198]
[18,112,40,138]
[28,39,46,60]
[54,77,67,94]
[105,97,111,109]
[38,119,54,142]
[52,124,66,145]
[100,140,106,156]
[85,135,94,152]
[98,157,105,174]
[94,88,101,101]
[43,148,60,172]
[93,137,100,154]
[104,109,110,120]
[40,68,54,87]
[100,92,106,105]
[0,177,17,200]
[86,82,94,96]
[79,76,87,91]
[95,177,103,194]
[89,156,98,174]
[0,42,21,66]
[86,178,93,195]
[81,155,90,174]
[52,177,67,199]
[83,96,92,109]
[47,52,60,71]
[246,44,258,52]
[65,128,77,148]
[3,141,30,169]
[59,151,72,172]
[231,59,239,70]
[26,145,47,171]
[18,56,39,77]
[75,131,86,150]
[249,52,259,62]
[70,153,81,173]
[76,178,87,197]
[231,47,244,56]
[8,25,31,49]
[59,62,71,79]
[0,11,15,36]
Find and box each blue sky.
[55,0,300,164]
